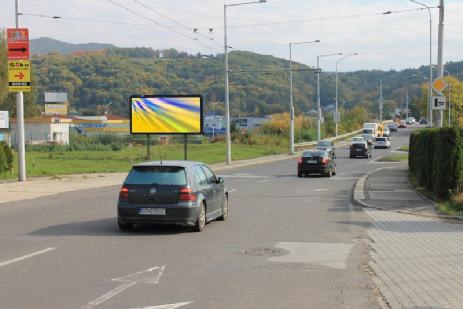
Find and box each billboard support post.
[184,134,188,161]
[146,134,151,160]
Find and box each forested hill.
[29,43,463,118]
[30,37,115,55]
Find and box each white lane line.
[228,189,237,193]
[130,302,193,309]
[258,179,269,183]
[80,282,137,309]
[314,189,328,192]
[0,247,56,267]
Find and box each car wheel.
[332,166,337,176]
[193,202,206,232]
[217,196,228,221]
[118,218,133,231]
[297,171,303,177]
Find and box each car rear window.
[125,166,187,186]
[303,150,326,158]
[352,143,366,149]
[376,138,387,141]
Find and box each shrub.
[1,142,14,171]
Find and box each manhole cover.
[239,248,284,257]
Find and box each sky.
[1,0,462,71]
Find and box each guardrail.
[294,120,393,150]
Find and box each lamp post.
[410,0,433,127]
[289,40,320,154]
[224,0,267,165]
[317,52,343,141]
[335,53,358,136]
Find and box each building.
[73,115,130,135]
[233,117,270,132]
[204,115,226,136]
[10,116,72,145]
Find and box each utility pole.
[436,0,445,127]
[379,80,384,122]
[406,88,409,119]
[316,56,321,141]
[15,0,26,181]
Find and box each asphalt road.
[0,128,412,309]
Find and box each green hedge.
[0,142,14,174]
[409,128,463,199]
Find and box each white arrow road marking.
[80,266,166,309]
[0,247,56,267]
[112,265,166,284]
[130,301,193,309]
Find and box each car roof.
[133,160,204,168]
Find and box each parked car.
[388,123,398,132]
[399,120,407,128]
[405,117,413,124]
[374,137,391,149]
[315,140,336,158]
[419,117,428,125]
[382,127,391,138]
[297,150,336,177]
[350,141,372,158]
[117,161,228,232]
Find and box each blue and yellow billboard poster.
[130,95,203,134]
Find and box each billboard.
[0,111,9,129]
[45,92,68,103]
[130,95,203,134]
[45,104,68,115]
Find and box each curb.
[352,166,463,223]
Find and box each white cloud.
[0,0,461,71]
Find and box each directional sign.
[432,95,446,110]
[8,60,31,92]
[432,78,448,94]
[7,28,29,60]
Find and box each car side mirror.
[217,177,225,184]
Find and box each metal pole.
[437,0,445,127]
[428,10,433,127]
[316,56,321,141]
[224,4,231,165]
[406,88,409,119]
[184,134,188,160]
[15,0,26,181]
[289,43,294,154]
[335,62,339,137]
[379,80,383,122]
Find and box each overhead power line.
[107,0,220,53]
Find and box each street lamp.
[410,0,433,126]
[224,0,267,165]
[317,52,343,141]
[335,53,358,136]
[289,40,320,154]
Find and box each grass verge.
[377,153,409,162]
[398,145,409,152]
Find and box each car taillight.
[297,157,302,164]
[321,158,329,164]
[119,187,129,201]
[179,187,197,201]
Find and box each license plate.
[306,160,317,163]
[138,208,166,215]
[356,149,362,152]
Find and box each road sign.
[8,60,31,92]
[0,111,9,129]
[432,78,448,94]
[432,95,446,110]
[7,28,29,60]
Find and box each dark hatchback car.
[297,150,336,177]
[350,142,372,158]
[117,161,228,232]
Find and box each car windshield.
[303,150,326,158]
[125,166,187,185]
[363,129,373,134]
[316,141,331,147]
[353,137,364,142]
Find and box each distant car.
[315,140,336,158]
[350,141,372,159]
[405,117,413,124]
[399,120,407,128]
[374,137,391,149]
[297,150,336,177]
[117,161,228,232]
[419,117,428,125]
[388,123,398,132]
[382,127,391,138]
[352,136,366,143]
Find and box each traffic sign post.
[8,60,31,92]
